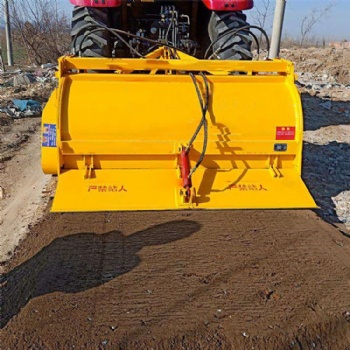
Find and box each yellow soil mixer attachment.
[42,48,316,212]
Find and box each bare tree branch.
[250,0,274,46]
[300,0,337,47]
[0,0,70,65]
[251,0,274,30]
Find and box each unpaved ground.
[1,210,350,349]
[280,47,350,231]
[0,48,350,349]
[282,47,350,85]
[0,72,54,264]
[301,93,350,231]
[0,131,51,264]
[0,115,40,162]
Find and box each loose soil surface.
[1,210,350,349]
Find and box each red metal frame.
[203,0,254,11]
[69,0,121,7]
[69,0,254,11]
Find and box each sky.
[273,0,350,41]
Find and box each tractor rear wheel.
[71,6,113,57]
[208,11,253,60]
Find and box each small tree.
[300,1,337,47]
[251,0,274,30]
[0,0,70,65]
[250,0,274,48]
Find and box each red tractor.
[69,0,254,60]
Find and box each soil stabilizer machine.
[42,0,317,212]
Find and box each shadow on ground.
[303,141,350,228]
[302,92,350,131]
[0,219,201,328]
[301,91,349,230]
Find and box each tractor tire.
[208,11,253,60]
[71,6,112,57]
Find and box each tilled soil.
[1,210,350,349]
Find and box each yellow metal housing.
[42,48,317,212]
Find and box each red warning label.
[276,127,296,140]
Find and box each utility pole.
[4,0,14,66]
[269,0,287,59]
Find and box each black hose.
[73,20,268,62]
[72,19,188,58]
[187,72,210,178]
[205,25,270,59]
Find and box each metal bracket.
[268,156,282,178]
[84,155,94,179]
[178,187,197,207]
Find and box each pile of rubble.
[297,71,350,102]
[282,47,350,85]
[0,64,57,162]
[0,63,56,107]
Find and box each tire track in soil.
[1,209,350,349]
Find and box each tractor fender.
[69,0,253,11]
[203,0,254,11]
[69,0,121,7]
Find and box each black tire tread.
[71,6,110,58]
[208,11,253,60]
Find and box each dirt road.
[0,130,50,264]
[1,209,350,349]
